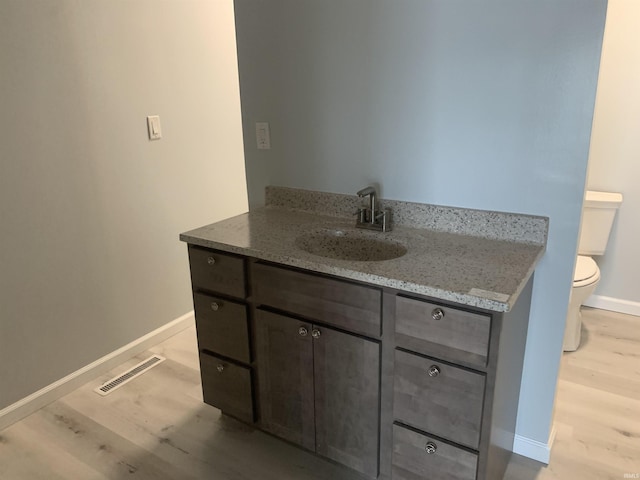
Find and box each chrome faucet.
[356,185,391,232]
[357,186,377,224]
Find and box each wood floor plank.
[555,379,640,438]
[23,401,200,480]
[0,422,107,480]
[558,361,640,400]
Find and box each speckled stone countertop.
[180,187,548,312]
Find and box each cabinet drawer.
[395,296,490,367]
[251,262,381,337]
[200,353,254,423]
[188,246,246,298]
[392,424,477,480]
[193,292,250,363]
[393,350,484,449]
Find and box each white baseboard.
[0,311,194,432]
[584,294,640,317]
[513,425,556,464]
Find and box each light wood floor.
[503,307,640,480]
[0,307,638,479]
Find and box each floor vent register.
[94,355,165,396]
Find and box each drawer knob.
[216,364,225,373]
[311,328,321,339]
[210,302,221,311]
[425,442,437,454]
[431,308,445,321]
[427,365,441,377]
[298,326,309,337]
[207,256,216,265]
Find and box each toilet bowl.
[564,255,600,351]
[562,190,622,352]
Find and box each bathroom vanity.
[180,187,548,480]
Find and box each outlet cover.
[256,122,271,150]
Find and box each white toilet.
[563,190,623,351]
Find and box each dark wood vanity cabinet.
[186,245,532,480]
[390,287,533,480]
[251,261,382,478]
[187,246,254,423]
[255,309,380,478]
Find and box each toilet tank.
[578,190,623,255]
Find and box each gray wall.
[586,0,640,312]
[235,0,607,449]
[0,0,248,410]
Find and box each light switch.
[147,115,162,140]
[256,122,271,150]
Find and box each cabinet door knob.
[427,365,440,377]
[311,328,321,339]
[210,302,221,311]
[431,308,445,321]
[216,364,225,373]
[298,326,308,337]
[207,256,216,265]
[425,441,437,454]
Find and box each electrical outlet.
[256,122,271,150]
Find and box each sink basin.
[295,229,407,262]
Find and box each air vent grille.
[94,355,165,396]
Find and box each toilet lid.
[574,256,598,282]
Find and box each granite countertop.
[180,187,548,312]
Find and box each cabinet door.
[395,295,490,368]
[200,353,254,423]
[193,292,250,363]
[255,310,315,451]
[393,349,485,449]
[392,424,477,480]
[188,246,246,298]
[313,326,380,478]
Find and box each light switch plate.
[147,115,162,140]
[256,122,271,150]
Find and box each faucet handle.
[355,208,368,223]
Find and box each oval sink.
[295,229,407,262]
